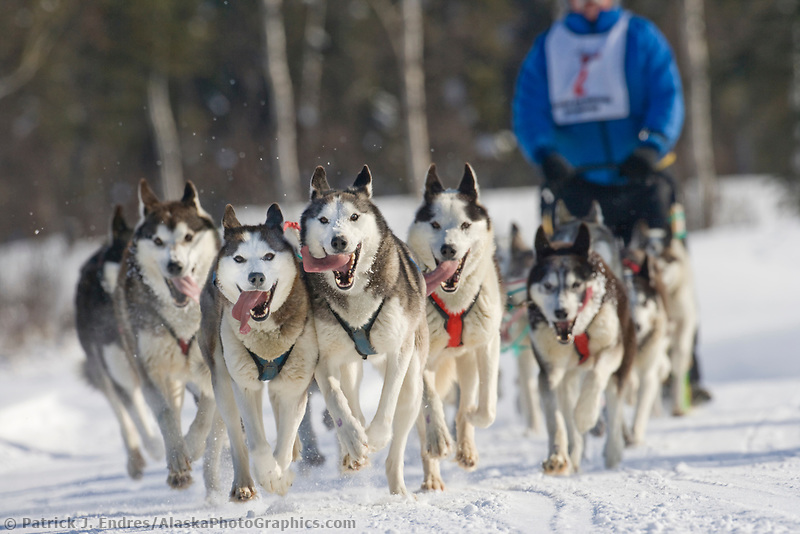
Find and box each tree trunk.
[147,71,184,200]
[680,0,717,229]
[261,0,301,203]
[791,9,800,179]
[297,0,328,176]
[401,0,430,196]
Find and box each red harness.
[573,286,595,365]
[429,289,481,348]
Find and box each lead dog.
[199,203,317,500]
[527,224,635,475]
[76,206,163,479]
[407,163,503,491]
[114,180,222,490]
[300,165,427,495]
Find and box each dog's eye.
[431,221,440,230]
[153,237,164,247]
[461,222,471,231]
[572,281,582,289]
[234,255,246,264]
[263,253,275,261]
[185,233,194,243]
[319,217,329,224]
[542,282,554,292]
[350,213,359,221]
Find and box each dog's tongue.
[301,245,350,273]
[170,276,201,304]
[232,291,268,335]
[423,261,459,296]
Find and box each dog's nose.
[248,272,266,288]
[167,260,183,277]
[554,309,568,321]
[440,244,457,261]
[331,235,348,253]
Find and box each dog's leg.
[420,366,452,460]
[202,409,226,497]
[670,315,694,416]
[631,364,659,445]
[518,345,542,434]
[559,371,583,471]
[315,357,369,471]
[297,387,325,467]
[366,337,414,453]
[268,381,309,476]
[603,377,625,469]
[96,367,147,479]
[340,361,366,428]
[127,385,164,460]
[210,355,256,502]
[539,367,572,476]
[385,348,422,496]
[454,351,481,471]
[184,389,216,463]
[467,335,500,429]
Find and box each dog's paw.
[466,407,495,429]
[542,453,572,476]
[420,474,446,492]
[230,485,258,502]
[455,440,479,471]
[574,403,601,435]
[424,413,453,459]
[127,449,146,480]
[340,453,370,472]
[166,467,193,489]
[338,421,370,464]
[266,467,295,496]
[366,422,392,453]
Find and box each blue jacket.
[512,8,684,186]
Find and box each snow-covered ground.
[1,177,799,533]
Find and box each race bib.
[545,13,631,125]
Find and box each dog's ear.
[553,199,573,227]
[222,204,241,231]
[139,179,160,218]
[587,200,604,225]
[352,165,373,198]
[572,223,591,257]
[111,205,129,241]
[424,164,445,201]
[265,203,284,231]
[534,225,553,259]
[510,222,527,254]
[310,166,330,200]
[457,163,479,201]
[629,219,650,250]
[641,252,652,281]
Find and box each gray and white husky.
[199,203,317,501]
[406,164,503,491]
[527,224,635,475]
[76,206,163,479]
[113,180,222,490]
[300,165,427,496]
[621,247,671,445]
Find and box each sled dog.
[114,180,222,490]
[499,222,542,435]
[621,246,670,445]
[76,206,163,479]
[526,224,635,475]
[300,165,427,495]
[406,163,503,491]
[551,199,624,280]
[629,221,699,416]
[199,203,317,501]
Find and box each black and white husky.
[526,224,635,475]
[199,203,318,501]
[76,206,163,479]
[300,165,427,496]
[113,180,222,490]
[406,164,503,491]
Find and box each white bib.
[545,13,631,125]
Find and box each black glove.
[620,146,660,183]
[541,152,573,187]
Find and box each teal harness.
[327,300,385,359]
[501,278,531,358]
[247,345,294,381]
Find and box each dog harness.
[327,300,385,359]
[573,286,596,365]
[429,288,481,348]
[501,278,531,357]
[247,345,294,381]
[155,312,195,357]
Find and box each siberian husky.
[621,247,671,445]
[526,224,635,475]
[499,223,541,435]
[114,180,222,490]
[300,165,427,496]
[76,206,163,479]
[629,221,700,416]
[406,163,503,491]
[199,203,317,501]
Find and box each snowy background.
[1,176,799,533]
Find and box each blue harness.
[247,345,294,381]
[327,300,385,359]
